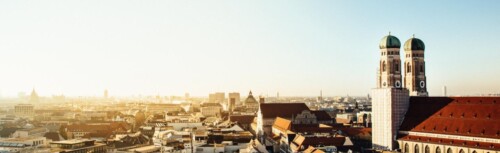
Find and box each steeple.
[30,88,39,103]
[377,34,403,88]
[404,35,428,96]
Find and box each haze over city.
[1,1,499,97]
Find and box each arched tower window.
[472,151,477,153]
[436,147,441,153]
[447,148,453,153]
[415,144,420,153]
[404,143,409,153]
[420,65,424,73]
[425,145,430,153]
[395,62,399,72]
[407,63,411,73]
[382,61,386,72]
[459,149,465,153]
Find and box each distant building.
[0,136,47,147]
[14,104,34,117]
[244,91,259,113]
[229,115,255,131]
[50,139,107,153]
[29,88,39,103]
[228,92,241,105]
[256,103,333,138]
[200,103,223,117]
[185,92,190,101]
[208,92,225,103]
[104,89,108,99]
[228,98,236,113]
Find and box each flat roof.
[50,139,94,145]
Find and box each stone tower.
[404,35,428,96]
[377,33,403,89]
[372,34,410,150]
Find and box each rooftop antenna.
[389,31,391,35]
[413,34,415,38]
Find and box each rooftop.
[400,97,500,139]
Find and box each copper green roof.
[379,35,401,49]
[404,37,425,51]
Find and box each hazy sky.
[1,1,499,97]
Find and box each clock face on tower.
[395,80,401,88]
[420,81,425,88]
[383,82,387,87]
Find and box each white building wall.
[371,88,409,150]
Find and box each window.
[420,65,424,73]
[459,149,465,153]
[395,62,399,72]
[415,144,419,153]
[404,143,409,153]
[447,148,453,153]
[407,63,411,73]
[425,146,430,153]
[382,61,386,72]
[436,147,441,153]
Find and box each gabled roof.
[0,128,21,138]
[44,132,62,141]
[339,127,371,140]
[259,103,309,119]
[400,97,500,139]
[273,117,291,132]
[229,115,255,124]
[311,111,332,121]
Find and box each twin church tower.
[377,33,428,96]
[372,33,428,150]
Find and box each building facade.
[404,36,428,96]
[371,34,499,153]
[372,34,411,150]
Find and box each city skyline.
[1,1,500,97]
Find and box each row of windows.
[380,61,426,75]
[381,61,400,73]
[406,53,424,57]
[382,51,400,56]
[404,143,484,153]
[381,52,424,57]
[33,140,44,146]
[406,63,425,73]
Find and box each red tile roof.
[399,135,500,151]
[400,97,500,139]
[291,124,335,133]
[259,103,309,119]
[339,127,372,139]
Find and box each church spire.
[30,88,39,103]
